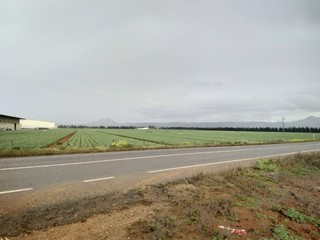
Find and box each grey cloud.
[288,95,320,111]
[1,0,319,123]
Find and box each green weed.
[311,231,320,238]
[148,222,157,232]
[132,187,145,196]
[305,215,320,227]
[187,210,199,225]
[159,215,175,229]
[211,230,226,240]
[232,195,256,208]
[209,198,233,216]
[228,213,240,222]
[284,208,305,223]
[272,204,282,212]
[255,159,279,172]
[272,225,290,240]
[282,208,320,226]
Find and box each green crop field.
[0,129,75,150]
[0,128,319,152]
[93,128,320,146]
[62,129,158,148]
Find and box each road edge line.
[83,176,115,183]
[148,149,320,173]
[0,188,33,195]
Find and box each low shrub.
[110,140,131,149]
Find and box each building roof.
[0,114,25,120]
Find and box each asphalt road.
[1,141,320,196]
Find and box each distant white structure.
[20,119,57,129]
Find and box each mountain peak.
[86,117,119,127]
[305,116,317,120]
[292,116,320,127]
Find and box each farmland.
[1,128,319,154]
[96,128,320,146]
[0,129,75,150]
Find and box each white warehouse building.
[1,114,56,130]
[20,119,57,129]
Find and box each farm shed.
[0,114,23,131]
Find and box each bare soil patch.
[1,153,320,239]
[46,131,77,148]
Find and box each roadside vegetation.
[1,128,319,158]
[3,153,319,239]
[125,153,320,239]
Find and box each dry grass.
[127,152,320,239]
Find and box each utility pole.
[282,117,285,133]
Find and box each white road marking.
[0,144,319,172]
[0,145,295,171]
[83,176,115,183]
[0,188,33,195]
[148,149,320,173]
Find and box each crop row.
[95,129,320,145]
[1,128,319,150]
[62,129,160,148]
[0,129,76,150]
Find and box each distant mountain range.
[86,117,119,127]
[86,116,320,128]
[290,116,320,128]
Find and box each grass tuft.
[272,225,290,240]
[255,158,279,172]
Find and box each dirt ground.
[1,153,320,240]
[7,204,161,240]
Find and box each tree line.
[58,125,320,133]
[159,127,320,133]
[58,125,135,129]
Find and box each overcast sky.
[1,1,319,124]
